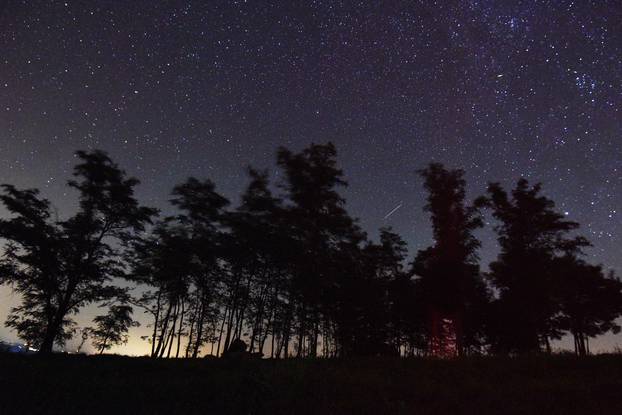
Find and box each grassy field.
[1,353,621,414]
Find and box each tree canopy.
[1,146,620,357]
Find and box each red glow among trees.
[429,311,459,358]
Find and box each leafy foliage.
[91,304,139,354]
[1,146,620,358]
[0,151,155,352]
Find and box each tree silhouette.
[76,326,92,353]
[477,179,590,354]
[223,168,291,357]
[277,142,365,357]
[0,150,155,353]
[91,304,139,354]
[129,177,230,358]
[376,228,424,356]
[412,163,489,356]
[170,178,230,358]
[553,255,622,355]
[2,145,620,358]
[348,228,410,356]
[0,185,73,348]
[130,222,196,358]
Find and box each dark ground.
[1,353,621,414]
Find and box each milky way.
[0,1,621,352]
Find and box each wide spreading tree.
[553,254,622,355]
[477,179,591,353]
[0,150,155,353]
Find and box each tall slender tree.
[375,228,420,355]
[412,163,489,356]
[130,223,195,357]
[224,168,291,356]
[277,143,365,357]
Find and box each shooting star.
[383,202,403,220]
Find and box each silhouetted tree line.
[1,144,621,357]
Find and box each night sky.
[1,1,621,354]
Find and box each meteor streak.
[383,202,403,220]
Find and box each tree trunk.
[154,301,174,358]
[191,299,206,358]
[98,334,110,355]
[39,301,69,354]
[175,298,185,358]
[164,301,179,358]
[216,305,228,357]
[185,295,198,358]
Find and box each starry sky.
[0,1,621,354]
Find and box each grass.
[1,353,621,414]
